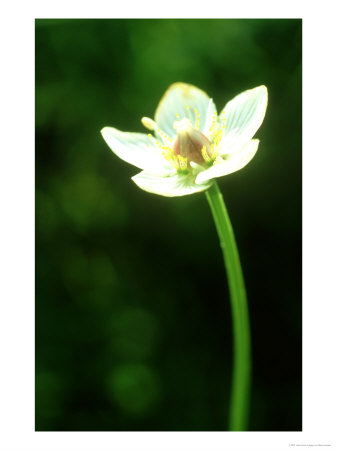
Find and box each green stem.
[205,181,251,431]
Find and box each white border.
[1,1,337,449]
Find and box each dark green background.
[35,19,302,431]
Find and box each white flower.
[101,83,268,197]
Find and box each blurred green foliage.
[35,19,302,431]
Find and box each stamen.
[201,145,211,163]
[212,129,223,146]
[177,155,188,171]
[141,117,156,130]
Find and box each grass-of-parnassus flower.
[100,82,268,431]
[101,82,267,197]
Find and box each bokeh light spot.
[107,363,161,416]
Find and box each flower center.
[172,118,214,166]
[141,110,220,174]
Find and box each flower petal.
[219,85,267,155]
[195,139,260,184]
[101,127,171,172]
[154,82,214,138]
[132,171,211,197]
[202,99,218,137]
